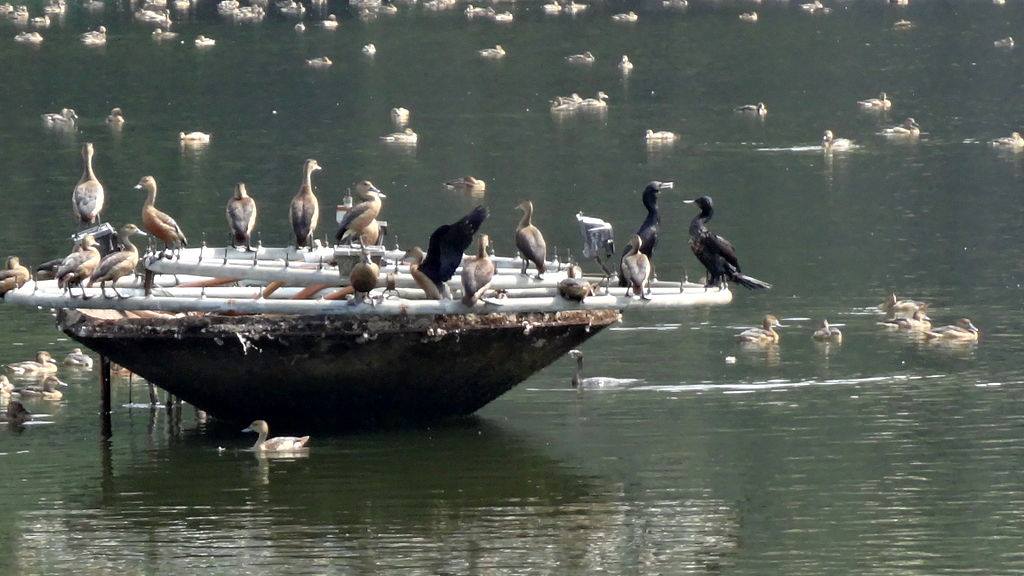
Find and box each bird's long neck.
[642,191,659,224]
[144,184,157,208]
[301,165,314,194]
[572,356,583,388]
[82,147,95,182]
[477,239,489,259]
[690,205,712,235]
[122,236,139,255]
[252,429,267,449]
[517,204,533,230]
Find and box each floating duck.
[490,10,512,22]
[812,319,843,342]
[43,0,66,16]
[380,127,417,145]
[739,11,757,22]
[137,176,189,257]
[565,1,587,14]
[294,22,305,32]
[461,234,496,306]
[736,102,767,116]
[0,256,30,297]
[619,55,633,74]
[611,11,638,22]
[89,223,146,298]
[194,35,216,48]
[925,318,979,342]
[464,4,492,18]
[2,401,32,426]
[478,44,506,59]
[30,14,50,28]
[152,27,179,40]
[515,201,547,279]
[663,0,687,8]
[822,129,853,152]
[880,293,927,318]
[390,107,410,125]
[568,349,641,390]
[106,107,125,128]
[41,108,77,129]
[444,176,486,193]
[878,309,931,332]
[880,117,920,138]
[800,1,829,14]
[736,315,783,344]
[994,36,1014,49]
[63,348,93,369]
[56,235,101,298]
[305,56,332,68]
[226,183,257,251]
[242,420,310,452]
[645,129,678,143]
[565,51,595,65]
[362,43,376,56]
[542,1,560,14]
[320,13,339,28]
[80,26,107,46]
[858,92,892,110]
[991,132,1024,149]
[14,32,44,45]
[892,19,914,30]
[179,131,211,145]
[6,351,58,376]
[0,375,12,398]
[579,91,609,109]
[14,375,67,401]
[290,159,321,249]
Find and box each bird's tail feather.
[732,272,771,290]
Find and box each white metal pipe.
[4,283,731,315]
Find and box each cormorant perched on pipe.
[684,195,771,290]
[619,181,672,286]
[419,205,488,297]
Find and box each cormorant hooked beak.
[682,199,695,204]
[656,182,674,190]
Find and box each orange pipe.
[259,280,287,299]
[291,283,333,300]
[177,277,239,288]
[323,286,354,301]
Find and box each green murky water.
[2,0,1024,573]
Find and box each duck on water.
[684,195,771,290]
[242,420,310,452]
[568,349,640,391]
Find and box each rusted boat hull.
[58,309,618,428]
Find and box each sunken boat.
[2,217,731,428]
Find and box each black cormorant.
[684,195,771,290]
[420,205,488,296]
[619,181,672,285]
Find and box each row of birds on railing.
[0,139,772,306]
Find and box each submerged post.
[100,355,112,437]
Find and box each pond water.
[2,0,1024,573]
